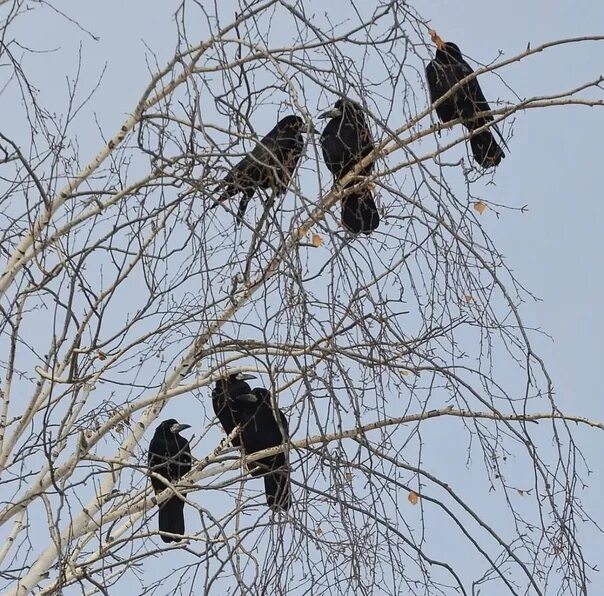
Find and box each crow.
[425,30,506,168]
[229,387,291,511]
[211,115,314,222]
[210,372,256,447]
[148,419,192,543]
[319,98,379,235]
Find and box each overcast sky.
[2,0,603,593]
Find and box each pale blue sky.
[1,1,603,594]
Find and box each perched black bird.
[147,419,192,543]
[229,387,291,511]
[210,372,256,447]
[211,115,314,222]
[425,30,505,168]
[319,98,379,235]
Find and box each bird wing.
[147,449,161,470]
[320,119,346,178]
[351,110,375,172]
[148,442,170,493]
[247,121,296,177]
[213,129,278,208]
[252,128,303,189]
[278,409,289,439]
[248,135,279,170]
[179,440,193,475]
[321,114,373,181]
[425,61,441,105]
[167,439,192,480]
[448,60,494,126]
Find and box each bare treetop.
[0,1,603,595]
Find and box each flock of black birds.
[208,30,505,235]
[148,373,290,542]
[147,31,508,542]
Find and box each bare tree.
[0,1,603,594]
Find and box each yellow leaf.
[474,201,487,215]
[408,490,419,505]
[345,471,353,482]
[464,295,473,304]
[311,234,323,247]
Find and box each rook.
[211,115,314,222]
[425,30,506,167]
[210,372,256,447]
[230,387,291,511]
[148,419,192,543]
[319,98,380,235]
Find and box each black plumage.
[425,30,505,168]
[211,115,313,221]
[148,419,192,543]
[210,372,256,447]
[341,191,380,236]
[229,387,291,511]
[319,98,379,235]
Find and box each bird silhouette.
[319,98,379,235]
[210,372,256,447]
[425,30,506,167]
[148,419,192,542]
[229,387,291,511]
[211,115,314,222]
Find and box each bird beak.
[429,29,446,50]
[170,423,191,433]
[318,107,342,120]
[233,393,258,403]
[236,373,257,381]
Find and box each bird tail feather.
[207,173,241,212]
[341,191,380,235]
[158,497,185,543]
[264,470,291,512]
[469,130,505,168]
[236,196,250,223]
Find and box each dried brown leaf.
[474,201,487,215]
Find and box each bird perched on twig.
[147,419,192,543]
[425,30,506,168]
[210,115,315,222]
[319,97,380,235]
[229,386,291,511]
[210,372,256,447]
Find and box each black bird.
[147,419,192,543]
[229,387,291,511]
[210,372,256,447]
[211,115,313,222]
[319,98,379,235]
[425,30,505,168]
